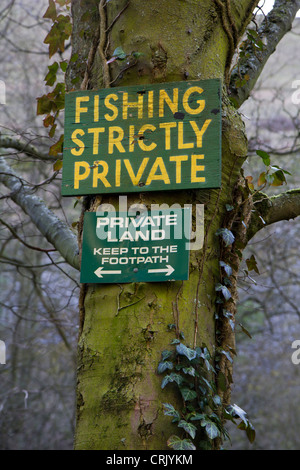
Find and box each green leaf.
[215,228,235,247]
[180,387,198,402]
[112,46,127,60]
[219,261,233,277]
[246,254,260,274]
[167,435,196,451]
[256,149,271,166]
[190,413,205,421]
[49,134,64,157]
[204,420,220,440]
[227,404,248,425]
[215,283,231,301]
[161,350,173,361]
[157,361,173,374]
[178,420,197,439]
[53,159,63,171]
[217,372,227,392]
[182,366,197,377]
[43,0,57,21]
[161,373,183,389]
[162,403,181,421]
[239,323,252,339]
[220,349,233,363]
[176,343,197,361]
[60,60,68,72]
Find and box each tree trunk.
[70,0,253,450]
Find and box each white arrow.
[94,267,122,278]
[148,265,175,276]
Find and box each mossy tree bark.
[67,0,278,450]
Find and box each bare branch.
[0,156,79,270]
[248,189,300,240]
[0,133,55,161]
[229,0,300,107]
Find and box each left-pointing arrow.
[94,267,122,278]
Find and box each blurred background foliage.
[0,0,299,450]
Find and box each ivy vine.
[159,326,255,450]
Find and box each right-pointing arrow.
[148,265,175,276]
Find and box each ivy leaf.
[176,343,197,361]
[190,413,206,421]
[215,228,235,247]
[157,361,173,374]
[111,46,127,60]
[178,420,197,439]
[220,349,233,364]
[204,420,220,440]
[215,283,231,301]
[219,261,232,277]
[182,366,197,377]
[167,435,196,451]
[227,404,248,426]
[161,350,173,361]
[162,403,181,422]
[180,387,197,402]
[161,373,183,389]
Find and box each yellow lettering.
[123,92,144,119]
[183,87,205,115]
[71,129,85,156]
[88,127,105,155]
[159,122,177,150]
[108,126,125,154]
[94,95,99,122]
[74,161,90,189]
[104,94,119,121]
[178,122,194,149]
[169,155,188,183]
[115,159,121,187]
[138,124,157,151]
[159,88,178,117]
[93,161,111,188]
[129,125,135,152]
[146,157,170,186]
[124,158,149,186]
[148,91,154,118]
[75,96,89,123]
[190,119,211,148]
[191,154,205,183]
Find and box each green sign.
[62,80,221,196]
[80,209,191,284]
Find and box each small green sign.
[62,79,221,196]
[80,209,191,284]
